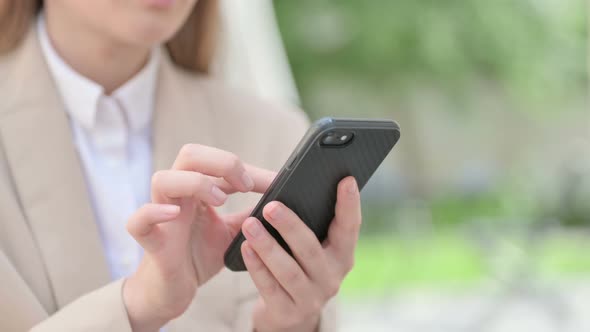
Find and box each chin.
[123,19,184,46]
[134,27,177,46]
[107,0,195,47]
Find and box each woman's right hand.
[122,144,274,332]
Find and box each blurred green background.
[273,0,589,300]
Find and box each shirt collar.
[37,14,160,132]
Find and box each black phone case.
[224,118,401,271]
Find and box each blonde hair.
[0,0,218,73]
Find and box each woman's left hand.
[241,176,361,332]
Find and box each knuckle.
[343,256,356,274]
[325,280,341,299]
[179,143,199,158]
[223,153,242,173]
[126,216,142,237]
[125,219,135,235]
[190,172,207,189]
[260,280,279,295]
[151,170,167,189]
[284,266,303,284]
[247,254,264,270]
[126,204,150,235]
[178,144,191,160]
[305,298,323,316]
[259,236,275,254]
[301,243,322,261]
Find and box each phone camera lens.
[321,132,354,146]
[322,133,336,145]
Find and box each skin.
[44,0,197,93]
[43,1,363,331]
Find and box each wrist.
[123,274,169,332]
[294,314,321,332]
[254,313,320,332]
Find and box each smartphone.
[224,117,401,271]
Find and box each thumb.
[222,208,254,238]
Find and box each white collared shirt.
[38,15,159,281]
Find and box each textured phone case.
[224,118,400,271]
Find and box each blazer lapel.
[152,53,216,171]
[0,28,111,307]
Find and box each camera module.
[320,131,354,146]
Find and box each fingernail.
[211,185,227,203]
[160,204,180,217]
[244,244,255,258]
[268,203,283,220]
[242,173,255,190]
[347,179,358,195]
[245,219,263,238]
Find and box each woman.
[0,1,361,331]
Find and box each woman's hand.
[241,176,361,332]
[122,144,274,332]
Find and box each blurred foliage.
[342,233,484,295]
[274,0,590,295]
[274,0,587,116]
[343,232,590,296]
[275,0,588,228]
[541,167,590,227]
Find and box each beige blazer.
[0,28,337,331]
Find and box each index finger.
[172,144,256,192]
[213,165,277,194]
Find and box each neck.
[44,7,150,95]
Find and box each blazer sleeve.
[0,249,132,332]
[29,279,132,332]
